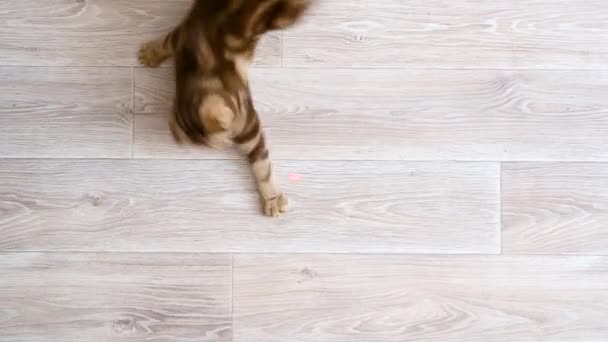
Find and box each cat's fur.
[138,0,311,217]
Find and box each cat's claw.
[138,41,164,68]
[262,193,288,217]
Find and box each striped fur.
[138,0,311,217]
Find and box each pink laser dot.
[288,173,302,182]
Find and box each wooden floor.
[1,1,607,341]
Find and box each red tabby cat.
[138,0,311,217]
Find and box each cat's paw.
[262,193,288,217]
[138,41,164,68]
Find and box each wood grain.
[0,159,499,253]
[283,0,608,69]
[234,254,608,342]
[0,252,231,342]
[0,67,132,158]
[0,0,280,67]
[134,67,608,161]
[502,163,608,255]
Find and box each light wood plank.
[134,68,608,161]
[0,0,280,67]
[503,163,608,255]
[284,0,608,68]
[0,252,231,342]
[234,255,608,342]
[0,159,499,253]
[0,67,132,158]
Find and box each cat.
[138,0,311,217]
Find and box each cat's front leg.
[234,116,287,217]
[138,26,182,67]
